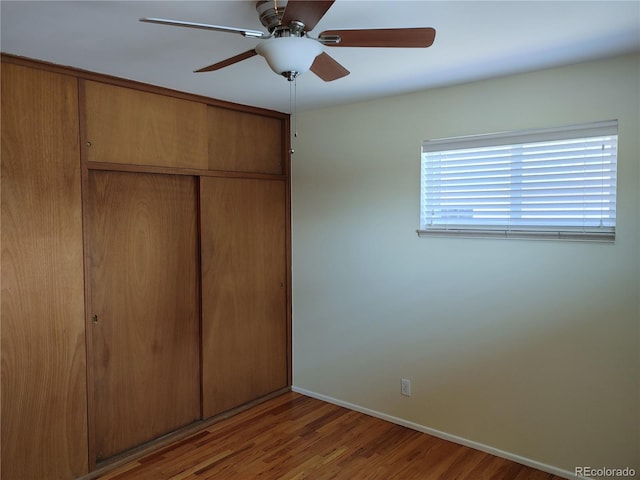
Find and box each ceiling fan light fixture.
[255,36,323,80]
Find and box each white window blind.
[419,120,618,241]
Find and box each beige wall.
[291,53,639,476]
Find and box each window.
[419,120,618,242]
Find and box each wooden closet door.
[201,178,288,418]
[87,171,200,461]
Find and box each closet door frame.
[77,76,292,471]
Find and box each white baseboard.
[292,385,580,480]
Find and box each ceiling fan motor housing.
[256,0,288,33]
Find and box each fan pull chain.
[289,77,298,154]
[294,77,298,138]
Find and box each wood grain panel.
[96,392,568,480]
[87,171,200,461]
[200,178,288,418]
[83,81,208,169]
[208,107,283,174]
[1,63,88,479]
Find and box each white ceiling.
[2,1,639,113]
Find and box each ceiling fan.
[140,0,436,82]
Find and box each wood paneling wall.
[1,63,89,480]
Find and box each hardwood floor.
[97,392,567,480]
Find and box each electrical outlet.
[401,378,411,396]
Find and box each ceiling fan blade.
[281,0,335,31]
[195,49,258,73]
[310,52,350,82]
[320,27,436,48]
[140,17,266,38]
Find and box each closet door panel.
[84,81,208,169]
[201,177,288,417]
[88,171,200,461]
[1,63,88,480]
[208,107,284,174]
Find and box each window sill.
[416,228,614,243]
